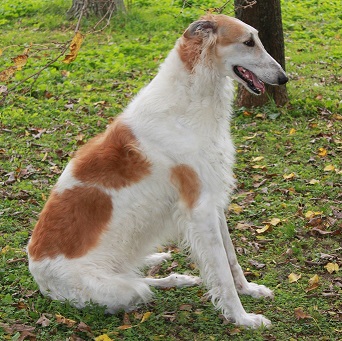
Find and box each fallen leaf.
[179,304,192,311]
[0,65,17,81]
[248,259,266,269]
[305,274,320,292]
[269,217,281,226]
[294,307,312,320]
[243,133,257,140]
[228,203,243,214]
[55,314,76,327]
[141,311,152,323]
[288,273,301,283]
[324,164,335,172]
[36,314,51,327]
[317,147,327,157]
[309,179,320,185]
[289,128,296,135]
[256,224,271,234]
[283,173,295,180]
[117,324,132,330]
[304,211,323,219]
[251,156,264,162]
[12,53,28,70]
[324,263,339,274]
[235,222,251,230]
[95,335,113,341]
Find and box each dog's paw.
[169,274,202,287]
[238,282,274,299]
[234,313,271,329]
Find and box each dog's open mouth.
[233,66,265,95]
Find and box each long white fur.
[28,15,287,328]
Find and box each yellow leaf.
[304,211,322,219]
[252,164,266,169]
[256,224,271,234]
[0,49,2,56]
[317,147,327,157]
[289,128,296,135]
[288,273,301,283]
[12,54,28,70]
[243,133,257,140]
[95,335,113,341]
[0,65,17,82]
[283,173,295,180]
[324,263,339,274]
[1,245,12,254]
[63,31,84,64]
[308,274,319,286]
[269,218,281,226]
[228,203,243,214]
[324,164,335,172]
[309,179,320,185]
[141,312,152,323]
[251,156,264,162]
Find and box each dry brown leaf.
[36,314,51,327]
[63,31,84,64]
[0,65,17,82]
[117,324,132,330]
[12,54,28,70]
[294,307,312,320]
[55,314,76,327]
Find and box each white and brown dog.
[28,14,288,328]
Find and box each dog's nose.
[278,74,288,85]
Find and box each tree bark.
[67,0,125,19]
[234,0,288,107]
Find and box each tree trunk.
[67,0,125,19]
[234,0,288,107]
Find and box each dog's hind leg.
[218,209,273,299]
[144,274,201,288]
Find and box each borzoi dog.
[28,14,288,328]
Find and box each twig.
[8,42,70,92]
[75,0,88,33]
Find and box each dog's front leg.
[218,208,274,299]
[183,202,271,328]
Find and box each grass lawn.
[0,0,341,340]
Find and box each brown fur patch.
[177,36,203,72]
[178,15,247,71]
[28,186,113,260]
[171,164,201,209]
[72,119,151,189]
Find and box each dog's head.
[178,14,288,95]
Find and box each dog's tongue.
[238,66,265,94]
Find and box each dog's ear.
[183,20,217,39]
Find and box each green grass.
[1,0,341,340]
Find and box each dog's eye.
[244,39,255,47]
